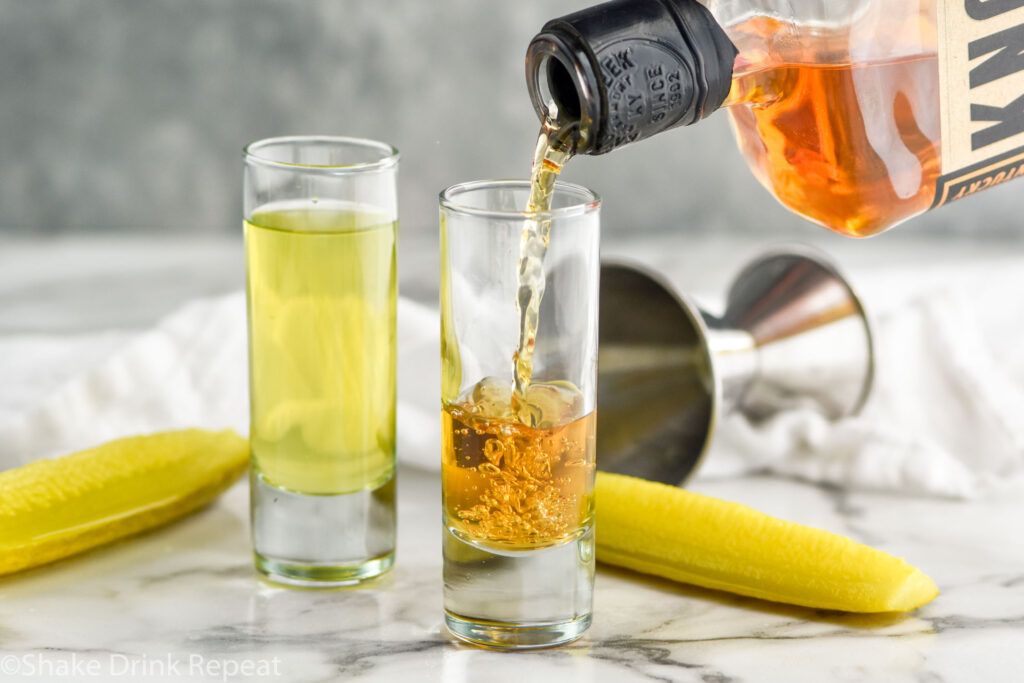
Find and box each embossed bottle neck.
[526,0,738,155]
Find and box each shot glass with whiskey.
[439,179,600,648]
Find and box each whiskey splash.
[512,123,577,406]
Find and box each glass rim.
[439,179,601,220]
[242,135,399,174]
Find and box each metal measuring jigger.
[597,247,875,485]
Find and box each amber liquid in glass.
[443,124,592,553]
[441,131,595,645]
[442,408,595,552]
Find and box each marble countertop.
[3,466,1023,683]
[1,234,1023,682]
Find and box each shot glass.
[244,136,398,587]
[439,179,600,648]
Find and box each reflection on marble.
[1,467,1022,682]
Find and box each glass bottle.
[526,0,1024,237]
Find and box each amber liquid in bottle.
[723,17,941,238]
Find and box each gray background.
[1,0,1020,241]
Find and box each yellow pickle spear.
[595,472,939,612]
[0,429,248,577]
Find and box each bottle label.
[934,1,1024,207]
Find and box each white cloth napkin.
[2,266,1023,499]
[700,285,1024,497]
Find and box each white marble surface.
[1,234,1023,682]
[1,467,1023,682]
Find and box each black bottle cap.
[526,0,738,155]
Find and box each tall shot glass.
[439,180,600,648]
[244,136,398,587]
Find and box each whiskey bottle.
[526,0,1024,237]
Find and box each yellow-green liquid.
[245,201,396,496]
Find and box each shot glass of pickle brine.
[439,179,600,648]
[243,137,398,587]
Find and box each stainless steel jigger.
[597,247,875,485]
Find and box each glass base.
[254,551,394,588]
[445,612,591,650]
[442,523,594,649]
[250,471,395,588]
